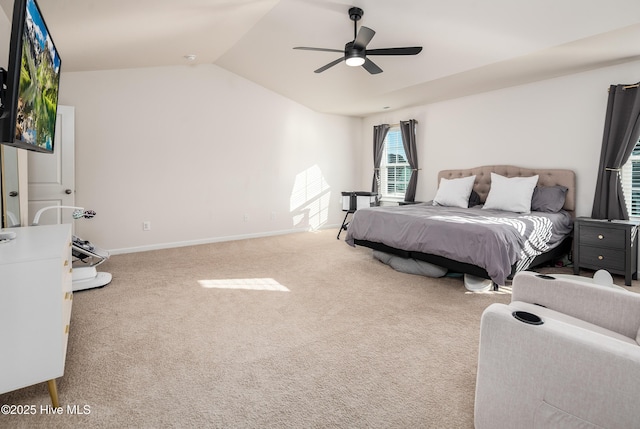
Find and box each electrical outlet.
[270,211,276,220]
[243,214,249,222]
[143,221,151,231]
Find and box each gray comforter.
[344,204,574,285]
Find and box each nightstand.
[573,217,639,286]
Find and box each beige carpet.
[1,229,635,428]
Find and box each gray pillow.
[373,250,447,278]
[468,190,481,207]
[531,185,568,213]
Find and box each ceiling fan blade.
[314,57,344,73]
[354,26,375,49]
[362,58,383,75]
[294,47,344,53]
[366,47,423,56]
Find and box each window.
[380,127,411,199]
[621,139,640,218]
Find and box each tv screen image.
[0,0,61,153]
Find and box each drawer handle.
[598,234,604,240]
[598,255,604,260]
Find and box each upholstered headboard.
[437,165,576,213]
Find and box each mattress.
[345,203,574,286]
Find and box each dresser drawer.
[579,245,625,272]
[579,225,626,249]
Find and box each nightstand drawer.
[579,226,626,249]
[579,246,625,272]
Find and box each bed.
[344,165,575,286]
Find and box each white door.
[28,105,75,225]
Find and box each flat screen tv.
[0,0,61,153]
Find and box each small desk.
[338,191,378,239]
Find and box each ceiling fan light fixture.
[345,42,365,67]
[346,55,365,67]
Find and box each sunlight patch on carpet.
[198,278,290,292]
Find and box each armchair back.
[512,271,640,342]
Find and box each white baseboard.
[108,224,341,255]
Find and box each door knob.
[65,189,73,195]
[9,191,18,197]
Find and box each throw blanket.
[345,204,573,285]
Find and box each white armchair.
[474,271,640,429]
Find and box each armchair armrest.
[475,302,640,429]
[512,271,640,341]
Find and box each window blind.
[621,140,640,218]
[380,127,411,198]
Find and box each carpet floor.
[1,229,635,428]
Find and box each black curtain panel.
[400,119,418,202]
[372,124,390,194]
[592,83,640,220]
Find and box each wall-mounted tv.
[0,0,61,154]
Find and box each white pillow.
[432,175,476,208]
[483,173,538,213]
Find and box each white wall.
[0,8,7,67]
[60,65,361,252]
[362,60,640,217]
[5,6,640,251]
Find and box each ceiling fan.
[293,7,422,75]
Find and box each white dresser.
[0,224,73,406]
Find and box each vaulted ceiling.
[2,0,640,117]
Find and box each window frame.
[379,126,411,201]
